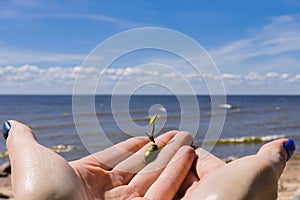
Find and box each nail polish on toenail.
[2,121,11,140]
[284,139,296,161]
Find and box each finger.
[6,120,86,200]
[70,136,149,170]
[178,170,199,197]
[257,138,290,178]
[145,146,195,200]
[5,120,37,149]
[109,130,178,187]
[128,131,193,196]
[181,140,293,200]
[194,148,225,179]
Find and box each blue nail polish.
[284,139,296,161]
[2,121,11,140]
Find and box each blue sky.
[0,0,300,94]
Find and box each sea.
[0,95,299,165]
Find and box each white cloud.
[289,74,300,82]
[185,73,201,80]
[0,12,299,94]
[220,71,300,89]
[222,73,241,79]
[0,48,86,66]
[0,65,74,82]
[54,13,120,23]
[211,14,300,73]
[266,72,279,78]
[245,72,265,81]
[281,73,289,79]
[0,64,299,94]
[32,12,147,28]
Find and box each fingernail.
[284,139,296,161]
[2,121,11,140]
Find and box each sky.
[0,0,300,94]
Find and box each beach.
[0,156,299,199]
[1,95,299,161]
[0,95,299,199]
[278,156,300,200]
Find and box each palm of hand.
[68,131,195,200]
[7,121,288,200]
[178,139,287,200]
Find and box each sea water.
[0,95,299,164]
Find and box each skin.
[5,120,289,200]
[177,139,289,200]
[6,120,195,200]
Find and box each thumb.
[257,138,295,179]
[2,120,85,200]
[4,120,37,150]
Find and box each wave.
[74,110,149,117]
[50,144,76,153]
[0,151,8,159]
[30,122,75,130]
[239,107,285,115]
[269,124,300,131]
[218,104,232,109]
[199,134,287,145]
[0,144,76,159]
[34,113,73,121]
[34,115,55,120]
[215,134,286,144]
[132,114,166,122]
[132,114,185,123]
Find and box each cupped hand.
[6,120,195,200]
[177,139,289,200]
[4,120,292,200]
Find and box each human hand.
[177,138,295,200]
[3,120,195,200]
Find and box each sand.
[278,157,300,200]
[0,173,12,199]
[0,157,299,200]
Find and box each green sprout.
[144,115,159,162]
